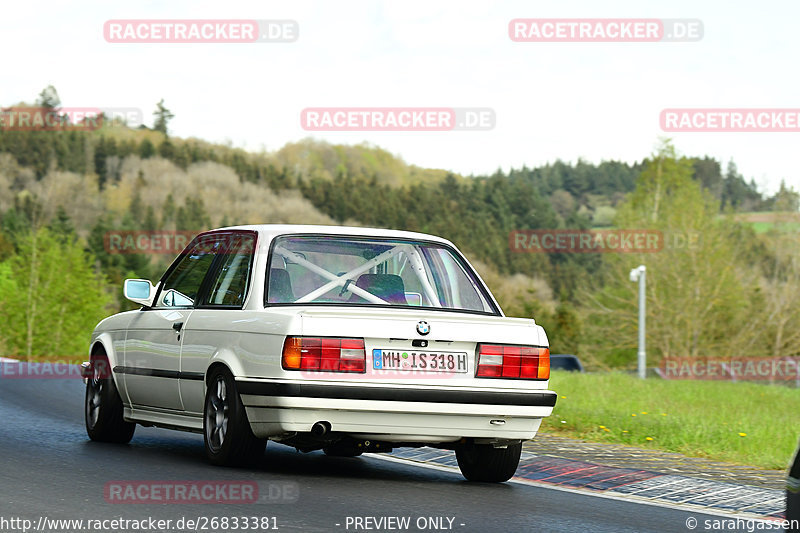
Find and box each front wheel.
[85,353,135,444]
[455,442,521,482]
[204,368,266,466]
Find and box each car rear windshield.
[266,235,498,314]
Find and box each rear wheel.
[85,353,135,443]
[204,368,266,466]
[455,442,521,482]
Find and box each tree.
[1,192,45,241]
[36,85,61,110]
[549,189,575,220]
[0,228,110,358]
[143,206,158,231]
[769,180,800,212]
[0,261,12,352]
[0,230,13,261]
[161,194,177,229]
[591,205,616,227]
[757,231,800,358]
[48,205,75,242]
[692,156,723,200]
[138,139,155,159]
[86,213,150,307]
[623,141,695,223]
[582,141,754,368]
[721,160,762,211]
[153,99,174,135]
[176,196,211,231]
[127,192,144,221]
[158,139,175,159]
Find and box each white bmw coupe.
[83,225,556,482]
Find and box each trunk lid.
[296,307,549,390]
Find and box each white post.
[629,265,647,379]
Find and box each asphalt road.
[0,375,749,533]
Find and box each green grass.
[749,221,800,233]
[541,371,800,470]
[4,354,85,365]
[732,211,800,234]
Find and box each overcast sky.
[3,0,798,194]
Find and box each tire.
[204,368,267,466]
[323,442,364,457]
[85,353,135,444]
[455,442,522,482]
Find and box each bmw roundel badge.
[416,320,430,336]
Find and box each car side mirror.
[124,279,155,307]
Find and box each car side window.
[205,234,255,307]
[157,237,221,308]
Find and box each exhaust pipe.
[311,421,331,437]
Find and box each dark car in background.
[549,354,584,373]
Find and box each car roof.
[212,224,454,246]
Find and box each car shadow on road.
[82,431,515,490]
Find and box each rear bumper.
[237,379,556,442]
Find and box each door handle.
[172,322,184,332]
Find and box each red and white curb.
[371,451,785,524]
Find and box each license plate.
[372,349,469,373]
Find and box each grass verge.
[3,354,85,364]
[540,370,800,470]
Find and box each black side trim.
[113,366,204,381]
[236,382,557,407]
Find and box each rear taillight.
[475,344,550,380]
[282,337,366,373]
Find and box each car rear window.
[266,235,498,315]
